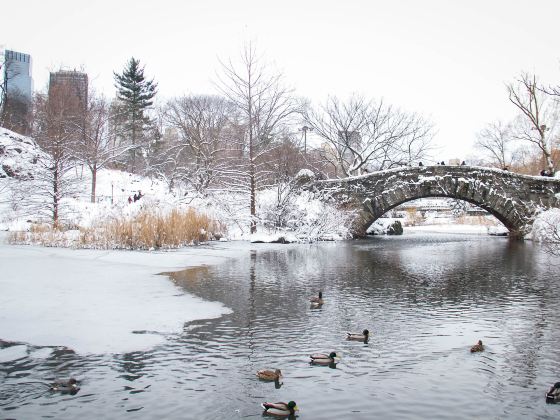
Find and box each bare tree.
[215,42,298,233]
[475,121,516,169]
[162,94,235,192]
[302,95,433,177]
[507,73,558,174]
[32,85,82,227]
[74,93,135,202]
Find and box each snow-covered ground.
[0,232,257,354]
[406,224,506,235]
[0,127,354,242]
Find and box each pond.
[1,232,559,419]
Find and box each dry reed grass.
[8,208,225,250]
[8,223,74,247]
[85,207,224,250]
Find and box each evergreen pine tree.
[113,57,157,173]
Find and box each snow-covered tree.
[531,209,560,258]
[215,42,298,233]
[113,57,157,173]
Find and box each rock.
[386,220,403,235]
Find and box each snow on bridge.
[305,166,560,238]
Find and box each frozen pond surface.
[0,235,245,353]
[1,231,560,419]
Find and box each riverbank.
[0,232,260,354]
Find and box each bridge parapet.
[308,166,560,237]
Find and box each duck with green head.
[310,351,338,365]
[261,401,298,416]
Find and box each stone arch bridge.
[306,166,560,238]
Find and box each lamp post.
[299,126,313,154]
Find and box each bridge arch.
[310,166,560,238]
[370,193,514,232]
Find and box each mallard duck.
[310,351,338,365]
[261,401,298,416]
[470,340,484,353]
[257,369,282,381]
[50,378,80,394]
[347,329,369,342]
[309,291,324,306]
[546,382,560,403]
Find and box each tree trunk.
[131,121,136,173]
[250,168,256,234]
[90,164,97,203]
[53,166,59,228]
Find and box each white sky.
[2,0,559,161]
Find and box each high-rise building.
[3,49,33,102]
[48,70,88,109]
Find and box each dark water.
[2,232,560,419]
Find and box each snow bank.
[531,208,560,244]
[0,233,247,354]
[406,224,497,235]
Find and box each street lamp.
[298,126,313,154]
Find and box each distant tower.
[3,49,33,102]
[48,70,88,110]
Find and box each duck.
[546,382,560,403]
[261,401,298,416]
[347,329,369,342]
[309,291,324,306]
[470,340,484,353]
[50,378,80,394]
[310,351,338,365]
[257,369,283,381]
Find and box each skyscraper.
[3,50,33,102]
[48,70,88,110]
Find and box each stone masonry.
[309,166,560,238]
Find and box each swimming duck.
[470,340,484,353]
[50,378,80,394]
[347,329,369,342]
[309,291,324,306]
[261,401,298,416]
[310,351,338,365]
[546,382,560,403]
[257,369,283,381]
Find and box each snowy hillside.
[0,127,47,180]
[0,127,355,242]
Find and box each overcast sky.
[2,0,559,161]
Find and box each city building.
[3,49,33,102]
[48,70,88,110]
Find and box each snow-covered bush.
[257,186,356,241]
[531,208,560,256]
